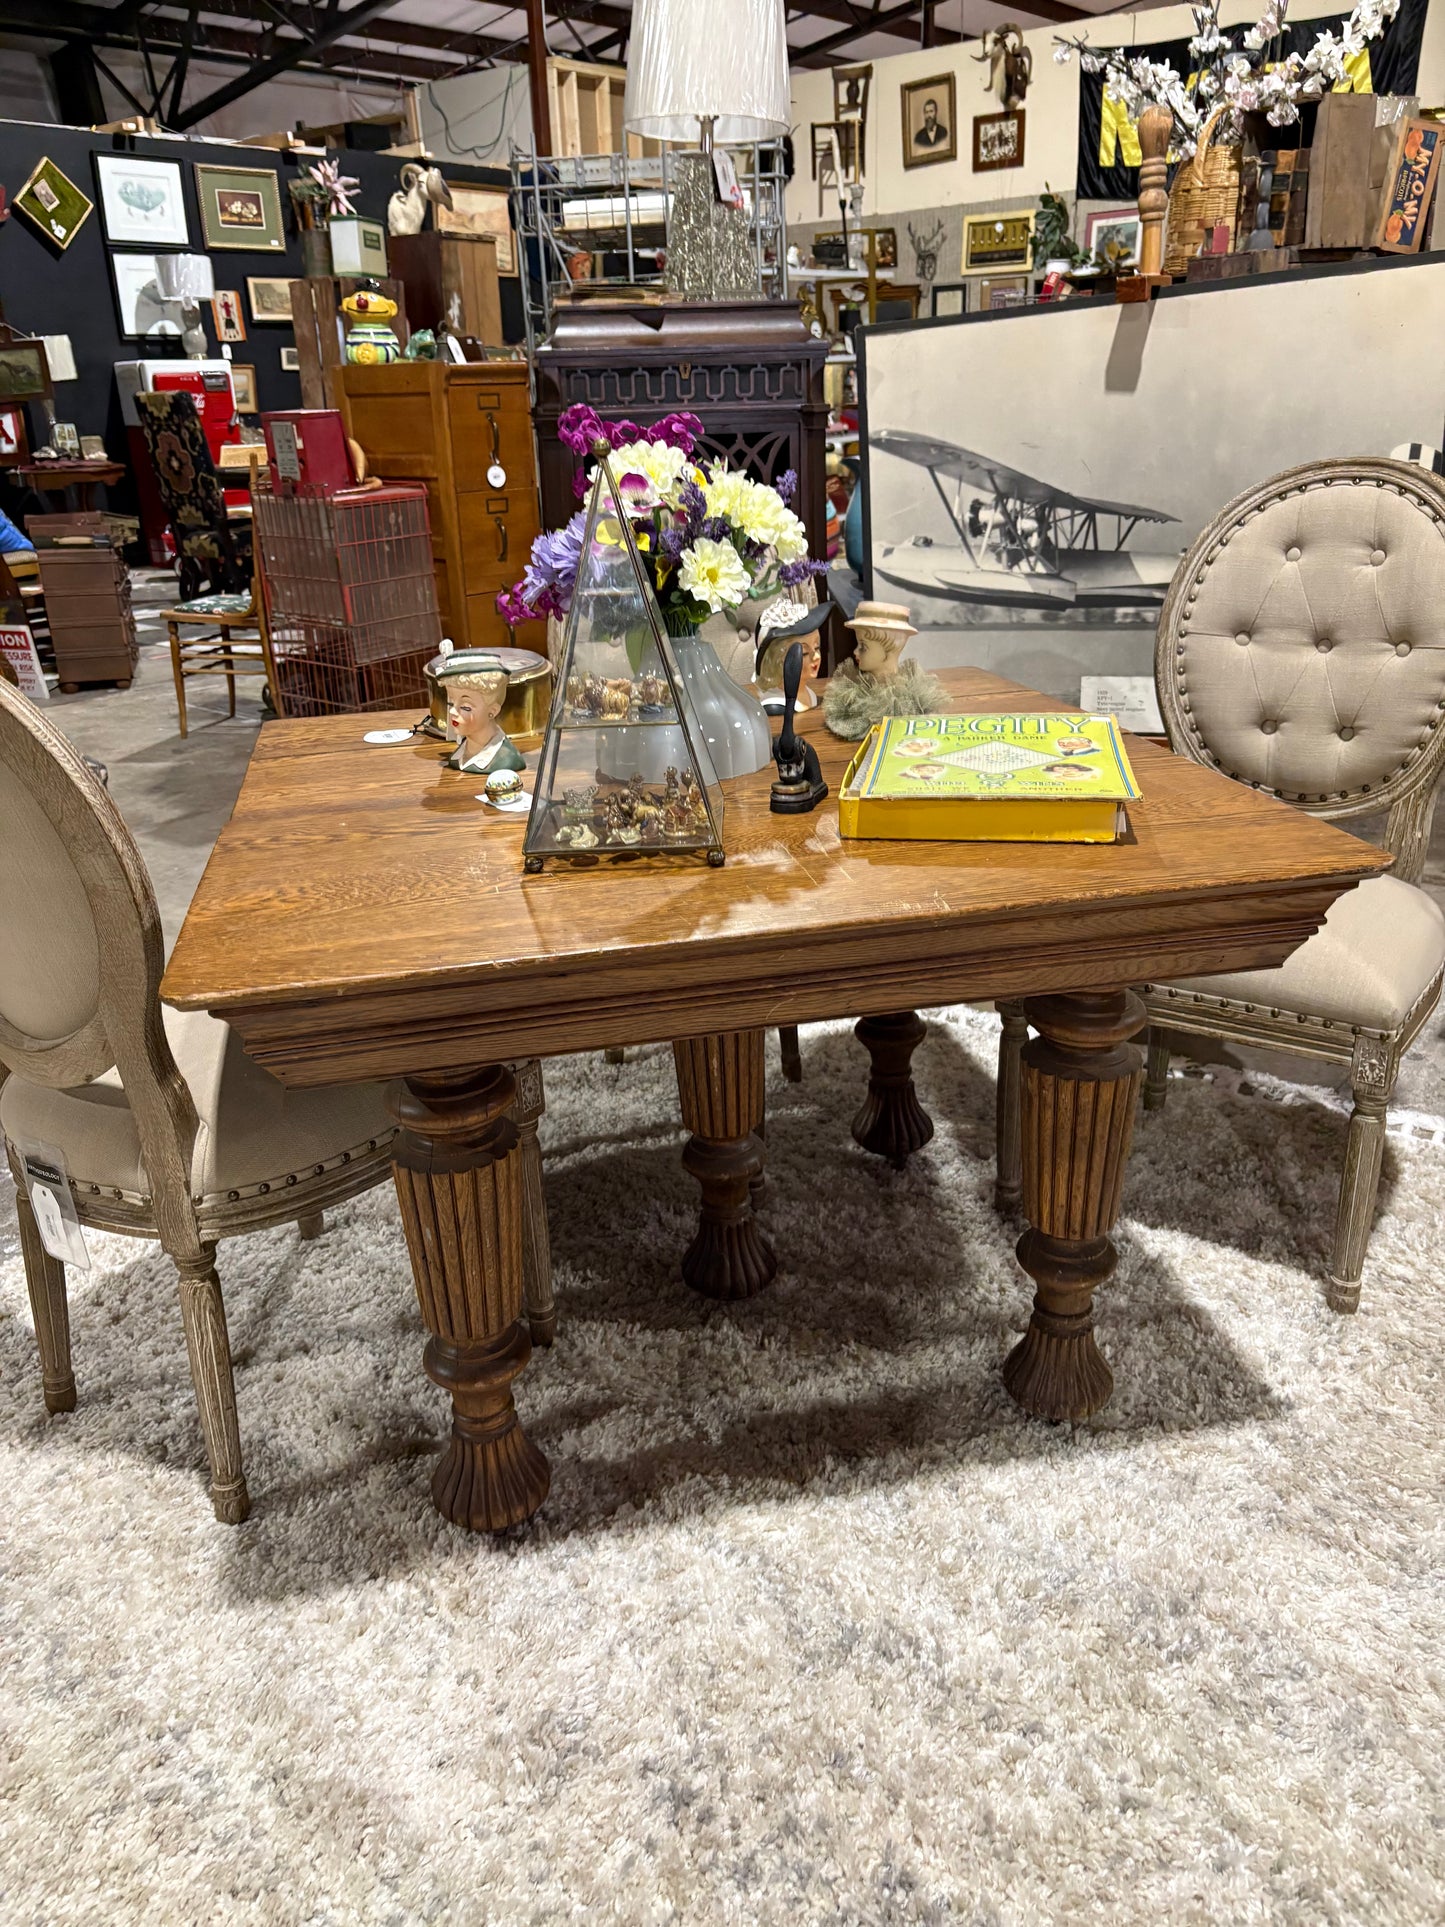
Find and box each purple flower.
[521,511,587,617]
[651,411,705,454]
[678,479,707,530]
[495,583,536,625]
[700,515,729,542]
[606,418,643,449]
[779,556,828,587]
[775,468,798,504]
[558,404,607,454]
[572,466,591,500]
[658,525,687,564]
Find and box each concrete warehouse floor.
[17,570,1445,1119]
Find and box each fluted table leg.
[389,1064,549,1532]
[673,1029,776,1300]
[1003,989,1145,1423]
[510,1058,555,1348]
[852,1010,933,1168]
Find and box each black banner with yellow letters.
[1075,0,1429,202]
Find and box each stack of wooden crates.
[33,527,138,692]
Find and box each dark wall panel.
[0,119,520,513]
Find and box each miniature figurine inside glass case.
[522,457,726,871]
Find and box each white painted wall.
[789,0,1445,225]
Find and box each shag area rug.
[1,1006,1442,1925]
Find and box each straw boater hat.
[844,600,917,640]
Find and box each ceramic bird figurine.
[387,163,453,237]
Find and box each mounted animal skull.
[907,218,946,286]
[387,162,453,237]
[973,25,1033,110]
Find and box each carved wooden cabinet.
[329,360,545,655]
[533,299,831,644]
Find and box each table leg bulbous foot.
[1005,990,1144,1424]
[674,1031,777,1301]
[390,1064,549,1532]
[852,1010,933,1168]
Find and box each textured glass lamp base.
[666,152,762,302]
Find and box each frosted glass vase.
[667,618,772,779]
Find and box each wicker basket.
[1165,111,1242,274]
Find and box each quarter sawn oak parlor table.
[161,669,1388,1531]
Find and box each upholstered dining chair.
[999,457,1445,1312]
[0,678,400,1523]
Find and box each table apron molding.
[208,883,1361,1086]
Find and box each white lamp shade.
[624,0,790,143]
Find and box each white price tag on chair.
[15,1140,90,1270]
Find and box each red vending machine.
[115,360,244,563]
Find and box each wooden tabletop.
[163,668,1390,1085]
[18,461,127,486]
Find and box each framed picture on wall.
[0,406,28,460]
[962,211,1035,274]
[230,365,258,413]
[434,187,517,274]
[195,164,286,251]
[973,110,1026,173]
[212,291,246,342]
[980,275,1029,311]
[13,157,93,251]
[246,277,294,323]
[901,75,956,169]
[94,154,189,247]
[0,326,52,403]
[1083,207,1143,266]
[110,253,181,342]
[280,347,301,371]
[930,283,968,318]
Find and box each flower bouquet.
[497,404,824,640]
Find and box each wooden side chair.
[0,677,554,1519]
[161,589,278,738]
[998,458,1445,1311]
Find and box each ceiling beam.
[146,0,515,62]
[170,0,406,122]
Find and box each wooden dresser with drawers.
[329,360,545,656]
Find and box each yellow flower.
[678,536,749,612]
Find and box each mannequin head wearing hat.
[753,596,828,710]
[844,601,918,681]
[437,655,527,775]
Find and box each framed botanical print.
[212,291,246,342]
[962,211,1035,274]
[246,277,294,324]
[230,364,258,413]
[1083,208,1143,266]
[973,110,1025,173]
[94,153,189,247]
[195,164,286,251]
[14,157,93,251]
[901,75,956,169]
[434,188,516,275]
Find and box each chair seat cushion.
[1162,874,1445,1032]
[1,1005,392,1206]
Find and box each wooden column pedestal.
[673,1029,776,1299]
[851,1010,934,1168]
[1003,989,1145,1423]
[388,1064,550,1532]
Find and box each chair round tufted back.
[1156,460,1445,822]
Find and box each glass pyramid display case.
[523,457,726,872]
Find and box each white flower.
[678,536,749,612]
[593,438,692,503]
[702,468,809,562]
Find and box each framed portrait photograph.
[211,291,246,343]
[230,364,258,413]
[901,74,956,169]
[14,157,93,252]
[195,164,285,251]
[962,211,1035,274]
[94,153,189,247]
[247,276,294,324]
[280,347,301,371]
[973,110,1026,173]
[1083,207,1143,266]
[110,253,180,342]
[434,188,516,275]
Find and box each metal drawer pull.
[495,517,508,562]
